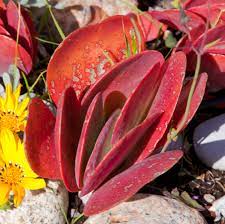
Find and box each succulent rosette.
[25,48,207,217]
[0,0,36,75]
[143,0,225,92]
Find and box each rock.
[0,181,69,224]
[84,194,206,224]
[51,0,137,33]
[193,113,225,171]
[209,195,225,222]
[53,0,137,16]
[29,0,137,37]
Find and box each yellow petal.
[0,130,19,163]
[13,84,22,106]
[12,184,25,207]
[15,97,29,116]
[16,140,38,178]
[4,84,15,111]
[21,178,46,190]
[0,183,10,205]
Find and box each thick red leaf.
[47,15,145,105]
[81,50,164,114]
[188,4,225,26]
[75,93,105,188]
[0,35,32,74]
[111,63,162,144]
[138,13,166,42]
[183,0,220,9]
[157,73,208,149]
[81,111,163,196]
[201,53,225,91]
[84,150,183,216]
[25,98,60,179]
[55,87,81,192]
[173,73,208,129]
[137,52,186,161]
[83,109,120,188]
[193,25,225,54]
[6,0,33,59]
[149,9,205,38]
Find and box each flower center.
[0,163,24,185]
[0,111,19,132]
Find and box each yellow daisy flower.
[0,83,29,133]
[0,130,46,207]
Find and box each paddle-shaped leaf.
[84,150,183,216]
[47,15,145,105]
[55,87,81,192]
[0,35,32,74]
[111,62,162,144]
[25,98,60,179]
[83,109,121,185]
[173,73,208,129]
[149,9,205,38]
[137,52,186,161]
[75,93,105,188]
[81,111,163,196]
[157,73,208,149]
[81,51,164,113]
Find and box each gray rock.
[193,113,225,171]
[0,181,69,224]
[84,194,206,224]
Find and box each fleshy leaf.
[75,93,104,188]
[149,9,205,38]
[83,109,120,187]
[137,51,186,161]
[25,98,60,179]
[47,15,145,105]
[157,73,208,149]
[111,62,162,144]
[0,35,32,74]
[138,13,166,42]
[81,111,163,196]
[173,73,208,129]
[201,53,225,91]
[55,87,81,192]
[81,50,164,114]
[84,150,183,216]
[6,0,33,58]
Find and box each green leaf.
[165,32,177,49]
[0,202,11,211]
[181,191,205,210]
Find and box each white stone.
[0,181,69,224]
[84,194,206,224]
[53,0,137,16]
[193,113,225,171]
[209,195,225,222]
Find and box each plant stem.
[71,213,84,224]
[161,53,201,153]
[44,0,65,40]
[35,37,59,46]
[29,70,47,92]
[21,71,31,97]
[14,3,21,67]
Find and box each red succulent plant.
[25,48,207,215]
[146,0,225,91]
[0,0,36,74]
